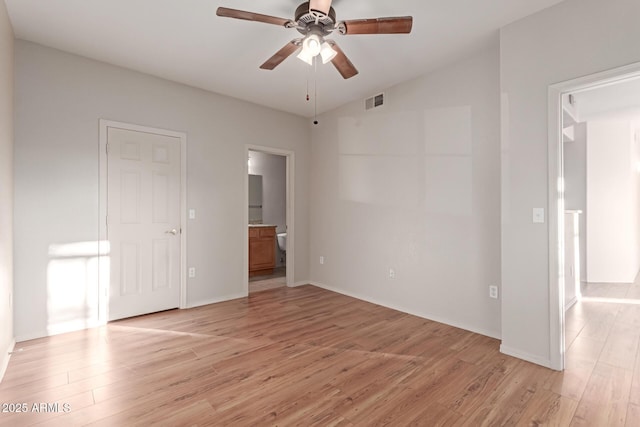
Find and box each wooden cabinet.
[249,226,276,277]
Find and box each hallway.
[562,274,640,425]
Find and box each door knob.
[165,229,178,235]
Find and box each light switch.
[533,208,545,224]
[189,209,196,220]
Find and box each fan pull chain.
[313,57,318,125]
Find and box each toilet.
[276,232,287,252]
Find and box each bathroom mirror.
[248,174,263,223]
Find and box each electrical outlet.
[319,256,324,265]
[188,267,196,278]
[489,285,499,299]
[388,268,396,279]
[189,209,196,220]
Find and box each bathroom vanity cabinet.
[249,225,276,277]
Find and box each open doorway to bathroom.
[246,148,293,294]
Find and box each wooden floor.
[0,283,638,426]
[562,276,640,427]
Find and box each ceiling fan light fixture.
[320,42,337,64]
[303,34,322,57]
[296,48,314,65]
[297,34,323,65]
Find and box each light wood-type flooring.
[249,267,286,294]
[1,282,639,426]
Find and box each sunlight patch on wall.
[46,241,110,336]
[337,112,424,207]
[336,107,474,216]
[338,155,424,208]
[424,106,473,216]
[338,112,423,156]
[425,106,472,156]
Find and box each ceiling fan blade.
[309,0,333,15]
[216,7,292,27]
[340,16,413,35]
[328,42,358,79]
[260,41,300,70]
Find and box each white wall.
[248,150,287,266]
[500,0,640,366]
[0,0,14,380]
[564,211,580,309]
[635,125,640,282]
[586,119,640,283]
[13,40,310,341]
[564,123,587,280]
[248,151,287,233]
[309,40,502,338]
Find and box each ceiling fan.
[216,0,413,79]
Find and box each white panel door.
[107,127,181,320]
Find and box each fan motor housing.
[295,1,336,36]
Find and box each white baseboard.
[187,293,247,309]
[500,344,552,369]
[15,330,49,343]
[16,319,105,343]
[308,281,501,340]
[564,296,578,311]
[289,281,310,288]
[0,338,15,383]
[16,295,250,342]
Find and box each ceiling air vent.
[365,93,385,111]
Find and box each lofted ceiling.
[5,0,565,117]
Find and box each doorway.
[245,146,295,294]
[99,120,187,322]
[549,63,640,371]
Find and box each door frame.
[547,62,640,371]
[99,119,188,323]
[244,145,295,293]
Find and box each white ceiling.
[5,0,566,117]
